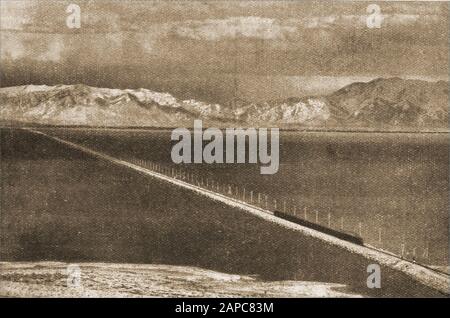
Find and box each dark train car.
[273,210,364,246]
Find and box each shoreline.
[1,124,449,134]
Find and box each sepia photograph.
[0,0,448,304]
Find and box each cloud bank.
[0,0,448,103]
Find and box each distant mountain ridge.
[0,84,234,127]
[0,78,448,130]
[327,77,448,129]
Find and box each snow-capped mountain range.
[0,78,448,130]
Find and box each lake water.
[44,128,449,266]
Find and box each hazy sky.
[0,0,448,103]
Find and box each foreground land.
[0,262,359,297]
